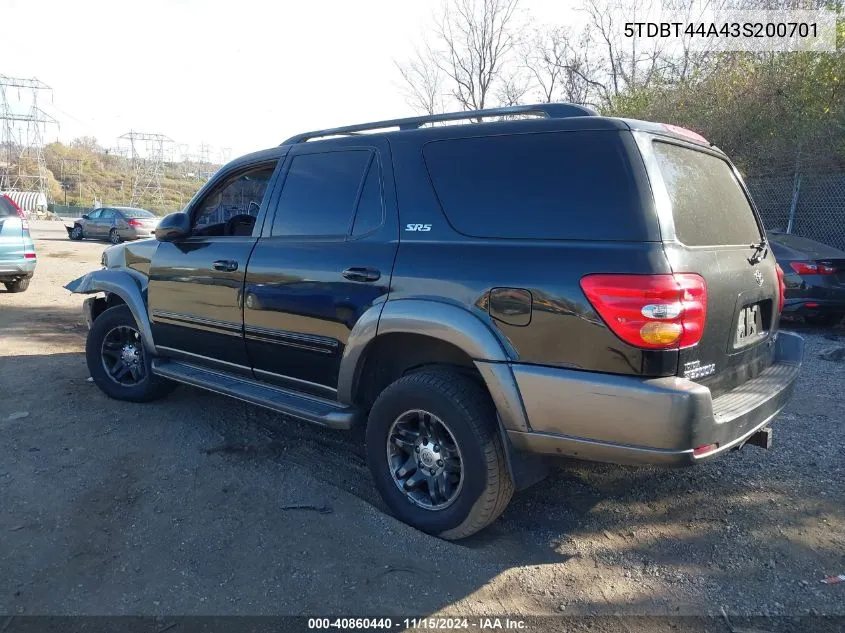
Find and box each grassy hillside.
[41,138,219,215]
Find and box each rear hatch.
[641,135,781,396]
[0,196,28,267]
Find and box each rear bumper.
[0,258,36,278]
[499,331,803,467]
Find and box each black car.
[768,231,845,327]
[65,104,803,539]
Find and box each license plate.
[735,303,763,346]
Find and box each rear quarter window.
[653,141,762,246]
[422,130,651,241]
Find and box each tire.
[806,313,843,328]
[4,278,30,293]
[365,369,513,540]
[109,229,121,245]
[86,305,174,402]
[70,224,84,240]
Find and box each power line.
[118,131,173,208]
[0,74,57,210]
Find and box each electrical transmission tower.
[118,131,173,208]
[0,75,58,207]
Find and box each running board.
[151,359,357,430]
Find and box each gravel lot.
[1,222,843,630]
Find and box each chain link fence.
[746,173,845,250]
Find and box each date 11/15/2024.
[307,618,528,630]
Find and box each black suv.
[67,104,804,539]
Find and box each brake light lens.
[580,273,707,349]
[23,252,36,259]
[128,219,143,227]
[662,123,708,144]
[789,261,836,275]
[776,264,786,313]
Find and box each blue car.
[0,194,36,293]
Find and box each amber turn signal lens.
[639,322,682,345]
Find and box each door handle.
[342,267,381,282]
[212,259,239,272]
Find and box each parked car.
[0,194,36,293]
[768,230,845,327]
[65,104,804,539]
[67,206,159,244]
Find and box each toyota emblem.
[754,270,764,287]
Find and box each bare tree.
[397,0,522,113]
[521,24,604,107]
[582,0,670,108]
[496,70,531,106]
[395,47,445,115]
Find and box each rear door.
[638,134,780,395]
[243,139,398,394]
[100,209,117,236]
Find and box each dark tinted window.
[87,209,103,220]
[423,131,646,240]
[653,142,761,246]
[272,150,371,237]
[351,158,383,237]
[101,210,116,220]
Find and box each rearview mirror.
[155,212,191,242]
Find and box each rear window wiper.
[747,238,768,265]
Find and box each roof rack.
[281,103,597,145]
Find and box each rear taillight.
[789,261,836,275]
[23,252,36,259]
[580,273,707,350]
[128,219,143,227]
[776,264,786,313]
[662,123,709,144]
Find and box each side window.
[191,163,277,237]
[271,150,371,237]
[101,210,116,221]
[350,157,384,237]
[87,210,103,220]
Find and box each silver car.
[68,206,159,244]
[0,194,36,293]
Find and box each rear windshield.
[423,131,649,241]
[653,141,762,246]
[0,196,18,218]
[120,208,155,218]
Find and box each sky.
[0,0,578,161]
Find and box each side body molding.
[337,299,526,428]
[64,269,155,353]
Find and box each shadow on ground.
[0,309,842,620]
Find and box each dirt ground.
[1,221,843,631]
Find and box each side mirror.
[155,212,191,242]
[81,214,89,220]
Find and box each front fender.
[64,269,155,353]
